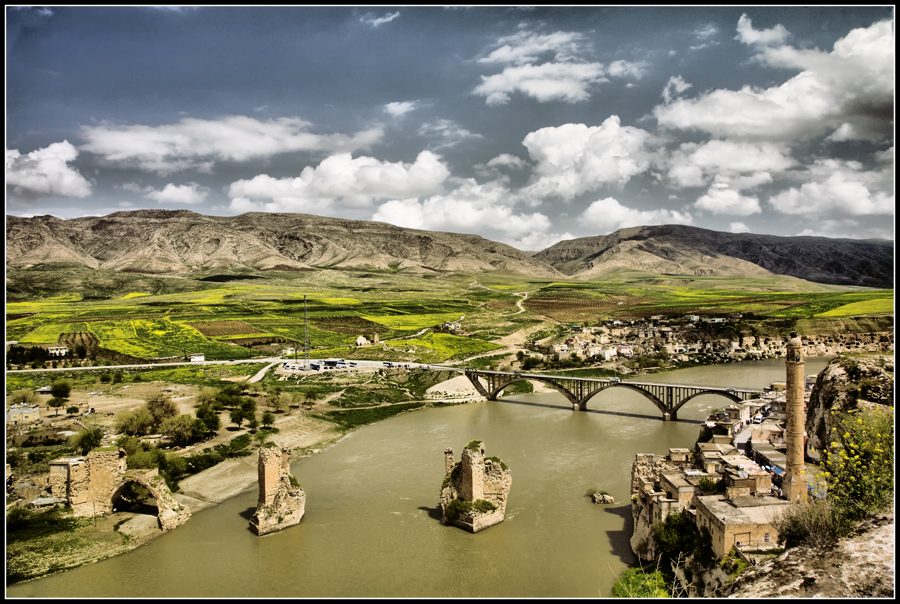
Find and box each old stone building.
[440,440,511,533]
[250,444,306,536]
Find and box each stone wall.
[250,445,306,536]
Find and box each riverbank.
[7,372,491,586]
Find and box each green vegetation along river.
[7,358,834,598]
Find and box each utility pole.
[303,294,310,370]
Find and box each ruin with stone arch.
[48,448,191,531]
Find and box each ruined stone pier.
[249,444,306,535]
[440,440,511,533]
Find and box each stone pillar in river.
[783,331,807,503]
[250,444,306,535]
[440,440,511,533]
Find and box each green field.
[5,266,893,367]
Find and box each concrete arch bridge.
[462,369,763,421]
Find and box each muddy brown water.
[8,358,833,598]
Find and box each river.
[8,357,834,598]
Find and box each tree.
[303,389,320,411]
[49,379,72,399]
[66,406,80,415]
[112,371,124,384]
[48,397,67,416]
[229,408,245,428]
[115,406,155,436]
[10,389,37,406]
[196,403,221,433]
[261,411,275,429]
[195,387,218,407]
[146,393,178,429]
[160,414,195,447]
[71,427,104,455]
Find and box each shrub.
[612,565,670,598]
[473,499,497,513]
[698,477,718,493]
[770,497,853,549]
[821,405,893,519]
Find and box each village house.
[6,404,41,426]
[282,347,296,356]
[616,344,634,357]
[694,494,791,558]
[355,336,369,347]
[47,346,68,357]
[189,353,205,363]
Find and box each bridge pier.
[662,411,677,421]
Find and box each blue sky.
[6,6,894,250]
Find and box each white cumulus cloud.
[580,198,693,233]
[662,75,692,104]
[474,28,644,105]
[6,141,92,198]
[735,14,790,46]
[228,151,450,214]
[520,116,656,201]
[666,140,793,189]
[144,182,209,204]
[655,18,893,143]
[768,159,894,217]
[385,101,417,117]
[371,178,569,249]
[694,180,763,216]
[80,116,383,175]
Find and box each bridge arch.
[577,383,667,416]
[668,391,743,418]
[489,376,580,406]
[109,470,191,530]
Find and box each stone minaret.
[783,331,807,502]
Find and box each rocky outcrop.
[440,441,511,533]
[591,492,615,504]
[805,355,894,461]
[714,508,894,598]
[250,445,306,536]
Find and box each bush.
[698,477,718,493]
[821,405,893,519]
[770,497,853,549]
[612,565,670,598]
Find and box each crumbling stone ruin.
[250,444,306,535]
[440,440,511,533]
[48,448,190,531]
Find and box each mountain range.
[5,210,894,288]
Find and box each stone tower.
[783,331,807,502]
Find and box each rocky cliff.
[805,355,894,462]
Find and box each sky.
[5,6,895,251]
